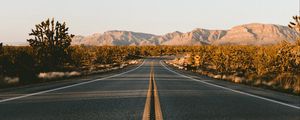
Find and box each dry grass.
[167,42,300,95]
[273,73,300,93]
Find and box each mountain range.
[72,23,300,46]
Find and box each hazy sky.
[0,0,299,44]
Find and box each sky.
[0,0,299,44]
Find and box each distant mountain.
[72,30,157,46]
[72,23,300,46]
[160,29,227,45]
[213,23,299,45]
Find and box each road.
[0,59,299,120]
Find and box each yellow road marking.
[142,65,153,120]
[142,62,163,120]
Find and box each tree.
[27,18,74,71]
[288,16,300,32]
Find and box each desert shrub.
[273,73,299,92]
[68,45,97,67]
[27,18,74,71]
[1,46,36,84]
[173,43,300,94]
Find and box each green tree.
[27,18,74,71]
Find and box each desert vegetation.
[3,42,300,94]
[288,15,300,32]
[166,41,300,95]
[1,17,299,95]
[0,41,221,87]
[165,16,300,95]
[0,45,145,87]
[0,19,144,88]
[1,42,300,95]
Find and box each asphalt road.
[0,59,299,120]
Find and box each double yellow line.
[142,62,163,120]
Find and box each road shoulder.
[161,61,300,108]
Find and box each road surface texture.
[0,58,299,120]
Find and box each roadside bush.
[1,46,36,85]
[171,43,300,94]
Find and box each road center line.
[0,61,145,103]
[160,60,300,110]
[142,63,153,120]
[142,62,163,120]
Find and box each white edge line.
[160,60,300,110]
[0,60,146,103]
